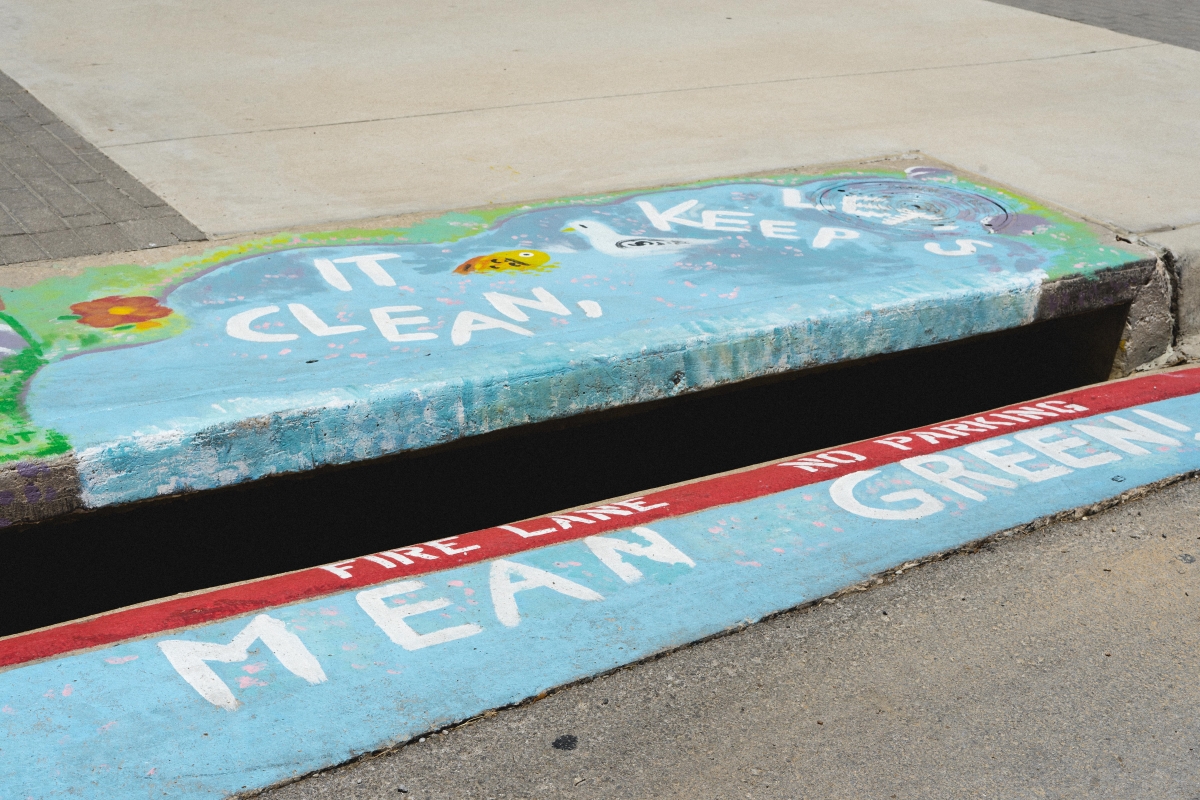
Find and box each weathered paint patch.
[2,368,1199,798]
[0,165,1146,521]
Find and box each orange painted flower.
[69,296,173,328]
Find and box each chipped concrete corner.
[1111,257,1175,377]
[1148,225,1200,358]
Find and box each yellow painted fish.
[453,249,557,275]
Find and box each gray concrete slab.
[260,473,1200,800]
[988,0,1200,52]
[0,1,1197,236]
[0,68,204,265]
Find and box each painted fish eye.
[518,252,535,258]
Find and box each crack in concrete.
[103,43,1162,150]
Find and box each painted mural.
[0,165,1143,517]
[2,370,1200,798]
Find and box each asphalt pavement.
[261,474,1200,800]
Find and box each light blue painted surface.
[20,177,1132,507]
[3,393,1199,798]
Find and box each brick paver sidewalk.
[0,71,204,267]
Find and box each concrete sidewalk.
[261,472,1200,800]
[0,0,1197,238]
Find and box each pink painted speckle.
[437,297,463,305]
[98,721,117,732]
[773,548,785,554]
[735,560,763,568]
[350,353,367,358]
[813,521,826,527]
[104,655,138,665]
[447,580,464,587]
[1,705,14,714]
[708,526,723,534]
[242,662,267,674]
[61,685,73,697]
[237,677,267,688]
[319,607,338,616]
[278,348,292,355]
[147,768,157,776]
[463,587,475,596]
[341,643,358,651]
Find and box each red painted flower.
[70,296,173,328]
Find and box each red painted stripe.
[4,367,1199,668]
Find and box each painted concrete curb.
[3,366,1200,798]
[0,162,1160,527]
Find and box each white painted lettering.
[874,435,913,451]
[577,300,603,318]
[812,227,860,249]
[362,554,397,568]
[332,253,401,287]
[819,450,866,464]
[913,428,965,444]
[1014,427,1120,469]
[937,421,996,434]
[779,458,838,472]
[781,188,815,209]
[425,537,481,556]
[451,311,533,346]
[829,469,944,520]
[1072,415,1181,455]
[159,614,326,711]
[584,527,695,584]
[483,287,570,322]
[226,306,298,343]
[578,505,635,520]
[488,560,603,627]
[613,497,669,512]
[313,258,352,291]
[379,550,417,565]
[924,239,993,257]
[701,210,753,231]
[500,523,557,538]
[288,303,366,336]
[551,515,596,529]
[1003,406,1061,421]
[320,560,357,579]
[901,454,1016,502]
[371,306,436,342]
[1131,408,1191,432]
[962,439,1071,482]
[1039,400,1090,413]
[637,199,704,231]
[357,580,483,651]
[390,546,438,561]
[759,220,799,239]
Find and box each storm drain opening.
[0,304,1128,637]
